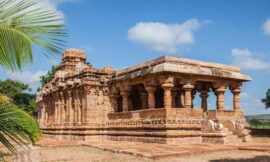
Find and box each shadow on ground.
[211,155,270,162]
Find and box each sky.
[1,0,270,115]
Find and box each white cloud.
[128,19,206,53]
[40,0,81,8]
[240,92,270,115]
[38,0,81,21]
[231,48,270,72]
[262,18,270,35]
[6,71,47,92]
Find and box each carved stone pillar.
[59,92,65,126]
[80,90,87,124]
[140,92,148,109]
[171,88,178,108]
[45,108,48,127]
[73,90,79,125]
[162,82,174,109]
[199,89,209,112]
[109,93,118,112]
[78,92,83,125]
[146,87,156,109]
[67,90,73,125]
[182,84,194,108]
[121,91,130,112]
[83,86,92,124]
[230,83,242,111]
[180,90,185,107]
[53,94,58,126]
[39,102,46,127]
[214,82,227,110]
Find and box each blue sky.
[1,0,270,115]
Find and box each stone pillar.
[81,90,87,124]
[67,90,73,125]
[180,90,185,107]
[56,93,61,126]
[146,87,156,109]
[182,84,194,108]
[60,92,65,126]
[73,90,79,125]
[230,83,242,111]
[199,89,209,112]
[39,102,46,127]
[57,97,61,126]
[121,91,130,112]
[161,82,174,109]
[215,88,226,110]
[109,94,117,112]
[45,108,48,127]
[171,88,178,108]
[140,92,148,109]
[77,93,82,125]
[55,95,59,126]
[83,86,92,124]
[213,82,227,110]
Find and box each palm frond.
[0,0,67,71]
[0,102,42,154]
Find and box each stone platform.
[37,137,270,160]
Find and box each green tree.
[13,93,38,117]
[0,79,37,117]
[0,0,67,155]
[261,89,270,109]
[0,79,30,98]
[39,65,57,88]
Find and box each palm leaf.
[0,102,41,154]
[0,0,67,71]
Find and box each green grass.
[250,123,270,129]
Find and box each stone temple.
[37,48,252,144]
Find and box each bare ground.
[40,145,270,162]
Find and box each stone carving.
[37,48,252,145]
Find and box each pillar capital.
[200,92,209,98]
[59,91,65,99]
[213,81,228,90]
[67,90,72,97]
[145,86,156,92]
[120,91,130,97]
[215,87,226,93]
[119,82,131,92]
[182,83,195,90]
[83,85,92,95]
[179,78,196,86]
[144,79,158,88]
[161,82,174,89]
[159,76,174,85]
[229,82,242,92]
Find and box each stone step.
[224,131,233,136]
[223,128,229,131]
[224,138,242,144]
